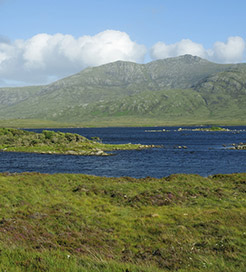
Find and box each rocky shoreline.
[229,143,246,150]
[145,127,246,133]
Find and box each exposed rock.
[229,143,246,150]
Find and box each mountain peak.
[176,54,210,63]
[150,54,210,66]
[1,55,246,125]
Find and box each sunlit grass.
[0,118,246,128]
[0,128,152,155]
[0,172,245,271]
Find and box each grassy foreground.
[0,172,245,271]
[0,128,152,156]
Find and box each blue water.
[0,126,246,178]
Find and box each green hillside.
[0,86,42,111]
[0,55,246,127]
[194,65,246,120]
[54,89,210,123]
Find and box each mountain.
[0,54,246,126]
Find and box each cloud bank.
[0,30,246,86]
[0,30,146,85]
[150,36,246,64]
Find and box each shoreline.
[1,170,246,178]
[1,119,246,129]
[0,128,158,156]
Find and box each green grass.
[0,128,153,155]
[177,126,235,132]
[0,119,73,129]
[0,172,245,271]
[207,126,228,131]
[1,118,246,129]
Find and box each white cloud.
[1,31,246,87]
[0,30,147,85]
[150,39,206,59]
[150,36,246,64]
[210,36,245,63]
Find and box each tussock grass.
[0,172,245,271]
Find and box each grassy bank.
[0,128,153,156]
[0,172,245,271]
[0,119,72,129]
[1,118,246,129]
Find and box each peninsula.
[0,128,154,156]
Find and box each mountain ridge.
[0,54,246,126]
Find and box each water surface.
[0,126,245,178]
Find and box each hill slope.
[0,55,246,126]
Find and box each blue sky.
[1,0,246,86]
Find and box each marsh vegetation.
[0,172,245,271]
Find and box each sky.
[0,0,246,87]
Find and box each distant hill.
[0,54,246,126]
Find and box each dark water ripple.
[0,126,246,178]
